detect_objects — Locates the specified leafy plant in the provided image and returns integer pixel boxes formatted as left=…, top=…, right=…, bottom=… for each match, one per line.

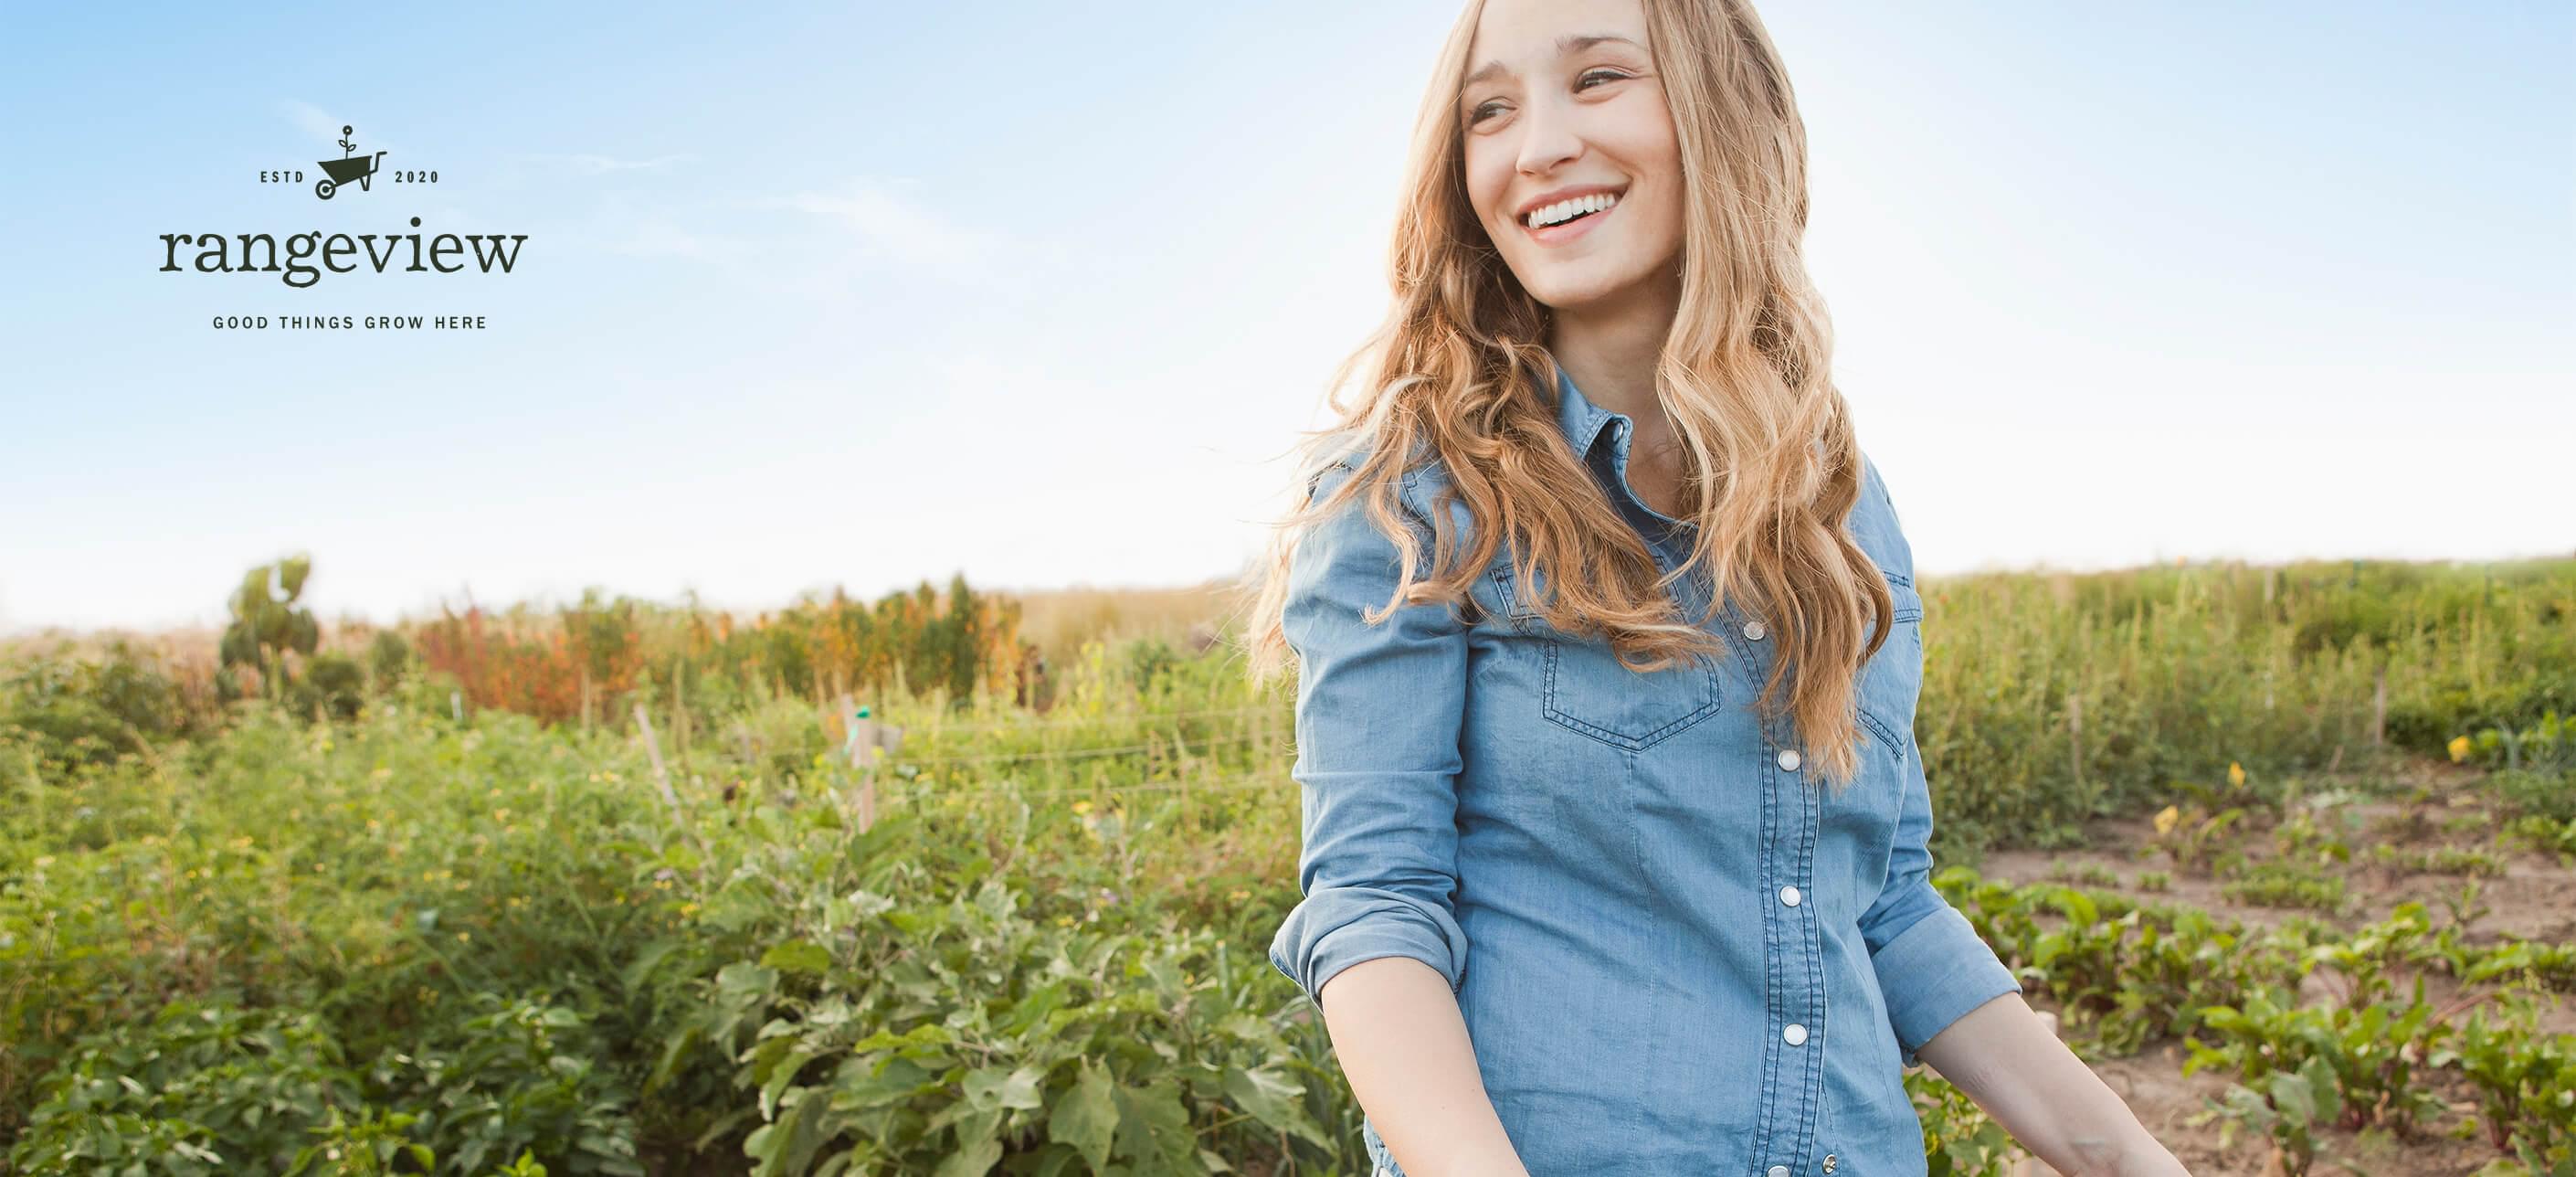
left=219, top=554, right=322, bottom=704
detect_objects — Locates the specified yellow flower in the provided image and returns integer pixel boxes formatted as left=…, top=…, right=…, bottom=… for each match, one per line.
left=2447, top=736, right=2472, bottom=763
left=455, top=931, right=470, bottom=943
left=2227, top=761, right=2246, bottom=788
left=1071, top=801, right=1093, bottom=815
left=1229, top=889, right=1251, bottom=903
left=2153, top=804, right=2180, bottom=837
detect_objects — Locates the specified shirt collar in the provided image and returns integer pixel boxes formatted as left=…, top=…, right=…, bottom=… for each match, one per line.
left=1552, top=360, right=1622, bottom=463
left=1548, top=359, right=1692, bottom=536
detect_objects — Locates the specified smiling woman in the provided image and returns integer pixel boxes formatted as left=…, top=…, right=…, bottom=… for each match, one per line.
left=1238, top=1, right=2191, bottom=1175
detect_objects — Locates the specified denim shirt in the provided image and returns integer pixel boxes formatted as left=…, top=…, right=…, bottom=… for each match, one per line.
left=1266, top=366, right=2022, bottom=1177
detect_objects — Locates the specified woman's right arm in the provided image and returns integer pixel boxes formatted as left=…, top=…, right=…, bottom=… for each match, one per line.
left=1265, top=461, right=1527, bottom=1177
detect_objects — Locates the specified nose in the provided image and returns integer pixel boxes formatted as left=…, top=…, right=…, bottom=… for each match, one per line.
left=1514, top=91, right=1583, bottom=181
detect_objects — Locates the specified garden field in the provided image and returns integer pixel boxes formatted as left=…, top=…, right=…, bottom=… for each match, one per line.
left=2, top=557, right=2571, bottom=1176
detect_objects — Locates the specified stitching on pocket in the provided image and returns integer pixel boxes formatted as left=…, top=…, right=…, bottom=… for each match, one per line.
left=1542, top=642, right=1724, bottom=751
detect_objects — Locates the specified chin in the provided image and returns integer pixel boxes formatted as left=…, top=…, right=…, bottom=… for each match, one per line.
left=1519, top=264, right=1657, bottom=313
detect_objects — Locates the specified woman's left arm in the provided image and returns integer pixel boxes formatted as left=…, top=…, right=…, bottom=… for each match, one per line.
left=1914, top=991, right=2191, bottom=1177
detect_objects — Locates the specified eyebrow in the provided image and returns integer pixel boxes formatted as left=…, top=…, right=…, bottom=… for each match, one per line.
left=1462, top=33, right=1645, bottom=91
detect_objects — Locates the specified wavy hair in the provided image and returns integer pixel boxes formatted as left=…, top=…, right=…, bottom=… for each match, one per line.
left=1236, top=0, right=1892, bottom=790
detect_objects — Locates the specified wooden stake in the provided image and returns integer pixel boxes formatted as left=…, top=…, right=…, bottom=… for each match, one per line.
left=2067, top=690, right=2085, bottom=795
left=2371, top=665, right=2387, bottom=748
left=633, top=703, right=712, bottom=876
left=673, top=657, right=689, bottom=775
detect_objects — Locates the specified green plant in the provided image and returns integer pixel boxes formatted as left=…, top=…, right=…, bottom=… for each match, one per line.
left=286, top=1106, right=436, bottom=1176
left=219, top=554, right=322, bottom=705
left=2188, top=986, right=2454, bottom=1146
left=380, top=993, right=645, bottom=1176
left=1912, top=1068, right=2022, bottom=1177
left=7, top=1001, right=365, bottom=1176
left=2431, top=993, right=2576, bottom=1169
left=2150, top=802, right=2246, bottom=874
left=2222, top=860, right=2349, bottom=915
left=2186, top=1055, right=2340, bottom=1176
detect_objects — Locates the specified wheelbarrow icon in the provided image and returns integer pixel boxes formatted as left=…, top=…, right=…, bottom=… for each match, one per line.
left=315, top=124, right=385, bottom=200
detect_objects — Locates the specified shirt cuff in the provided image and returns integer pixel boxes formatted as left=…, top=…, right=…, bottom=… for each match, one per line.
left=1269, top=886, right=1470, bottom=1013
left=1871, top=902, right=2022, bottom=1067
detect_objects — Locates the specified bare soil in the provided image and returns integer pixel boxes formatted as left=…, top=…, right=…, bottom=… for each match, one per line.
left=1974, top=758, right=2573, bottom=1175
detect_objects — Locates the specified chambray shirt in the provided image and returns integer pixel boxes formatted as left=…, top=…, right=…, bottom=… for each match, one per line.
left=1266, top=365, right=2022, bottom=1177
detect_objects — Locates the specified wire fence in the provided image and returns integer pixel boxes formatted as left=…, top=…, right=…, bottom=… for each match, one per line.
left=880, top=703, right=1281, bottom=737
left=870, top=769, right=1298, bottom=805
left=887, top=727, right=1282, bottom=769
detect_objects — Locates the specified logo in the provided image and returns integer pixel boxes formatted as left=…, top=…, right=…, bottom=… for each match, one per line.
left=164, top=117, right=528, bottom=304
left=314, top=124, right=385, bottom=200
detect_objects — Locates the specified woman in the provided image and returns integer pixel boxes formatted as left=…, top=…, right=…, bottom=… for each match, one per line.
left=1239, top=1, right=2191, bottom=1174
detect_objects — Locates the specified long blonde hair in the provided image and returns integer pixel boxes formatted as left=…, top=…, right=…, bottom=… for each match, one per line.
left=1236, top=0, right=1892, bottom=790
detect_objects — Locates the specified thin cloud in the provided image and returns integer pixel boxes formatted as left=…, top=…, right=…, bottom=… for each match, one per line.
left=608, top=219, right=726, bottom=261
left=520, top=152, right=700, bottom=175
left=280, top=100, right=399, bottom=157
left=756, top=179, right=1002, bottom=270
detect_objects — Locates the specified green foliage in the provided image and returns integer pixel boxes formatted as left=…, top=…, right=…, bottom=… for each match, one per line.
left=0, top=642, right=193, bottom=775
left=290, top=651, right=369, bottom=722
left=9, top=557, right=2576, bottom=1173
left=2433, top=993, right=2576, bottom=1168
left=1911, top=1066, right=2022, bottom=1176
left=1919, top=559, right=2576, bottom=860
left=220, top=554, right=322, bottom=703
left=2222, top=860, right=2349, bottom=914
left=2186, top=987, right=2454, bottom=1150
left=369, top=628, right=417, bottom=689
left=9, top=1001, right=366, bottom=1175
left=2493, top=766, right=2576, bottom=825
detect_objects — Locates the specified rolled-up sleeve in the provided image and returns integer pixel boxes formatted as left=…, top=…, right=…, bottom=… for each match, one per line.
left=1856, top=731, right=2022, bottom=1067
left=1854, top=455, right=2021, bottom=1067
left=1266, top=461, right=1473, bottom=1013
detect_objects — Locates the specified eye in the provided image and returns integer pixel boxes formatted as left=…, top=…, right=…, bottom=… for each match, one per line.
left=1466, top=69, right=1633, bottom=126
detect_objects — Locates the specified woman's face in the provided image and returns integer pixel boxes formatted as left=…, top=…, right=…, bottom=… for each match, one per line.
left=1458, top=0, right=1684, bottom=316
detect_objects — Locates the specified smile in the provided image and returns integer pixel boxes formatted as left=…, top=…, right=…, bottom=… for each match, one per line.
left=1518, top=189, right=1623, bottom=245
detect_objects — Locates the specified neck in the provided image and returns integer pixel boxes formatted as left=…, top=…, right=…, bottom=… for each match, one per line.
left=1544, top=267, right=1683, bottom=426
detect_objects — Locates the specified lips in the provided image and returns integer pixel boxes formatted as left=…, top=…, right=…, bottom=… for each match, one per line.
left=1520, top=195, right=1618, bottom=245
left=1514, top=183, right=1627, bottom=224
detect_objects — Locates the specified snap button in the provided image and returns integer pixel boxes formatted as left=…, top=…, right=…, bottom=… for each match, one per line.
left=1822, top=1155, right=1838, bottom=1174
left=1776, top=748, right=1801, bottom=772
left=1780, top=885, right=1801, bottom=907
left=1783, top=1023, right=1808, bottom=1045
left=1742, top=619, right=1767, bottom=641
left=1768, top=1167, right=1789, bottom=1177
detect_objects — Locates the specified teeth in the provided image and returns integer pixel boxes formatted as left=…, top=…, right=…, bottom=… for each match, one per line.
left=1526, top=192, right=1619, bottom=228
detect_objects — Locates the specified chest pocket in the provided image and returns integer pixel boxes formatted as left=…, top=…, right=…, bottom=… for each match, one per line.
left=1854, top=569, right=1926, bottom=763
left=1493, top=557, right=1724, bottom=753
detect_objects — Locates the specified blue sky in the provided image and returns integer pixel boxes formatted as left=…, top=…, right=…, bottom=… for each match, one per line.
left=3, top=1, right=2569, bottom=634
